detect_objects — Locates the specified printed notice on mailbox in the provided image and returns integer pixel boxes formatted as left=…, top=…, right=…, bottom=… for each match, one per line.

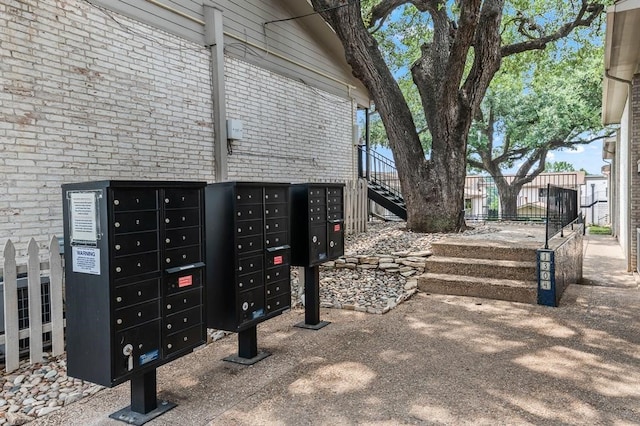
left=69, top=191, right=99, bottom=244
left=72, top=247, right=101, bottom=275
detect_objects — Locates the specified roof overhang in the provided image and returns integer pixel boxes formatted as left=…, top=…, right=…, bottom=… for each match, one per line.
left=602, top=0, right=640, bottom=125
left=602, top=136, right=616, bottom=160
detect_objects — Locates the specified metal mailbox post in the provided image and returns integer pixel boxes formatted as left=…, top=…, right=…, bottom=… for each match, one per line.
left=289, top=183, right=345, bottom=329
left=62, top=181, right=207, bottom=425
left=205, top=182, right=291, bottom=364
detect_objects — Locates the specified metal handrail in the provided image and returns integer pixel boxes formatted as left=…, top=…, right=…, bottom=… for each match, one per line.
left=357, top=146, right=403, bottom=200
left=544, top=184, right=579, bottom=249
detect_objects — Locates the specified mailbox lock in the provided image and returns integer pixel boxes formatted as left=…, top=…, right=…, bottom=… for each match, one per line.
left=330, top=241, right=335, bottom=248
left=116, top=297, right=122, bottom=302
left=123, top=344, right=134, bottom=371
left=165, top=218, right=170, bottom=223
left=167, top=304, right=172, bottom=309
left=116, top=267, right=122, bottom=272
left=166, top=238, right=171, bottom=243
left=165, top=198, right=170, bottom=203
left=242, top=302, right=249, bottom=311
left=312, top=236, right=317, bottom=243
left=115, top=222, right=120, bottom=228
left=117, top=319, right=123, bottom=325
left=167, top=324, right=172, bottom=330
left=114, top=200, right=120, bottom=206
left=166, top=258, right=171, bottom=263
left=115, top=245, right=121, bottom=251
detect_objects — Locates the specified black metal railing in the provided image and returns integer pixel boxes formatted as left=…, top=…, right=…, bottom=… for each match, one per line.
left=544, top=184, right=580, bottom=249
left=464, top=174, right=580, bottom=222
left=357, top=145, right=402, bottom=198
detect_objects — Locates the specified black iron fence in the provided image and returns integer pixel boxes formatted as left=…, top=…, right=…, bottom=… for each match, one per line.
left=544, top=184, right=580, bottom=249
left=464, top=174, right=580, bottom=221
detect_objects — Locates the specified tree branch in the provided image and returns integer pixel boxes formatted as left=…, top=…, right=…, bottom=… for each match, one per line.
left=369, top=0, right=410, bottom=28
left=501, top=1, right=604, bottom=57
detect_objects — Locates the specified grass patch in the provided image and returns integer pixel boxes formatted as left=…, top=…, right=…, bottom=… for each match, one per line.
left=589, top=225, right=611, bottom=235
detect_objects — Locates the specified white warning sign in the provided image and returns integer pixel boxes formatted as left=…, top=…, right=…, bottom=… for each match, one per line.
left=72, top=247, right=101, bottom=275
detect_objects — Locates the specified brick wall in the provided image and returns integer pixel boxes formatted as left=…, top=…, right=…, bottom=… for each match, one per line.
left=630, top=74, right=640, bottom=271
left=225, top=57, right=356, bottom=183
left=0, top=0, right=357, bottom=256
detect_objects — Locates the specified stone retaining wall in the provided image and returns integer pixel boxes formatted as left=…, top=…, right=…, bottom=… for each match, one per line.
left=322, top=250, right=433, bottom=277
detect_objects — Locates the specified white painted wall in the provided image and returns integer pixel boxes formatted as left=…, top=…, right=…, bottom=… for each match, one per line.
left=618, top=100, right=630, bottom=263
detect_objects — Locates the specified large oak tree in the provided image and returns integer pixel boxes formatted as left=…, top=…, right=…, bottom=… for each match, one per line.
left=468, top=47, right=609, bottom=218
left=311, top=0, right=605, bottom=232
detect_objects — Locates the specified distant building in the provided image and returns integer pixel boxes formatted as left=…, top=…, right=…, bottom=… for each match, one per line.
left=580, top=175, right=609, bottom=225
left=464, top=172, right=585, bottom=221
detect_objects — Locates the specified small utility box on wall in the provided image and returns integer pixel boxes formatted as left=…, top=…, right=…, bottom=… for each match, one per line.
left=62, top=180, right=207, bottom=424
left=226, top=119, right=243, bottom=140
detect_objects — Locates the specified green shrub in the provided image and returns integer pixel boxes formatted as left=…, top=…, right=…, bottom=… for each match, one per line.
left=589, top=225, right=611, bottom=235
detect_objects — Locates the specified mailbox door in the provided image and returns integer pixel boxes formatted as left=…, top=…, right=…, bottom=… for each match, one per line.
left=327, top=221, right=344, bottom=259
left=309, top=224, right=327, bottom=263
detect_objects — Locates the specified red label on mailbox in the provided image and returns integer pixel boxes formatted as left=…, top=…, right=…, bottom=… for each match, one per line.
left=178, top=275, right=193, bottom=288
left=334, top=224, right=341, bottom=232
left=274, top=255, right=283, bottom=265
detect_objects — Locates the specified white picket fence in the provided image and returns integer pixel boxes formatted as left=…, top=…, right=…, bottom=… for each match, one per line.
left=1, top=237, right=65, bottom=373
left=344, top=178, right=368, bottom=235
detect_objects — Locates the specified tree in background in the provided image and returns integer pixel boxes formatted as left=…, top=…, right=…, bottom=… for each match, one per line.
left=545, top=162, right=577, bottom=173
left=467, top=47, right=608, bottom=218
left=312, top=0, right=605, bottom=232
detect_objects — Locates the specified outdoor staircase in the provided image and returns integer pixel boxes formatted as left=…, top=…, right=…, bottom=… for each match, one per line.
left=367, top=182, right=407, bottom=220
left=358, top=146, right=407, bottom=220
left=418, top=239, right=539, bottom=304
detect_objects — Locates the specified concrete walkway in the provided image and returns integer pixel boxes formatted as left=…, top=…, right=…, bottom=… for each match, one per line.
left=581, top=232, right=638, bottom=288
left=33, top=234, right=640, bottom=426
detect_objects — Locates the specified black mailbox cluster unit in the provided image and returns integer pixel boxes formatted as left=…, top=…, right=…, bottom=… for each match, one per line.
left=205, top=182, right=291, bottom=360
left=290, top=183, right=345, bottom=267
left=62, top=181, right=207, bottom=405
left=289, top=183, right=345, bottom=329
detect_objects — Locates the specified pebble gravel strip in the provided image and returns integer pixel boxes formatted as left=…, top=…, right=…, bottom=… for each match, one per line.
left=0, top=221, right=499, bottom=424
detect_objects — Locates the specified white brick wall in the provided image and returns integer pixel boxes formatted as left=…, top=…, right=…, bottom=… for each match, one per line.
left=1, top=0, right=357, bottom=256
left=1, top=0, right=214, bottom=255
left=225, top=57, right=356, bottom=183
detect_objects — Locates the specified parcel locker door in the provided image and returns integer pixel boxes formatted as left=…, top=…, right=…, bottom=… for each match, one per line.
left=309, top=224, right=327, bottom=264
left=113, top=320, right=161, bottom=380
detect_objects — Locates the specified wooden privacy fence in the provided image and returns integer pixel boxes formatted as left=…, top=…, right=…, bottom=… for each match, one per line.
left=1, top=237, right=65, bottom=373
left=344, top=179, right=368, bottom=235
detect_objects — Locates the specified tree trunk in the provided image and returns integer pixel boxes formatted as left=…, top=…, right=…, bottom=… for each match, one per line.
left=311, top=0, right=502, bottom=233
left=496, top=182, right=521, bottom=219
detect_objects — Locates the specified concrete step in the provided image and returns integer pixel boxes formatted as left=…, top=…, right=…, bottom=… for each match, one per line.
left=431, top=240, right=538, bottom=262
left=418, top=272, right=538, bottom=305
left=425, top=256, right=537, bottom=281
